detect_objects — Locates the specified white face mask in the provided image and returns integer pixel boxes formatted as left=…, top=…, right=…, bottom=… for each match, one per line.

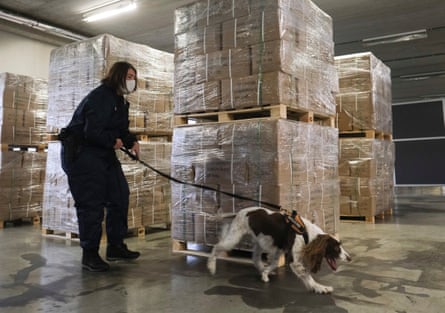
left=125, top=79, right=136, bottom=94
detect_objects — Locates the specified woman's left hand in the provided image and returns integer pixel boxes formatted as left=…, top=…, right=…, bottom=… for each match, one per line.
left=130, top=141, right=140, bottom=159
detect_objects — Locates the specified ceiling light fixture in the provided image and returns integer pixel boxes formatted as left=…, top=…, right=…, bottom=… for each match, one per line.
left=0, top=9, right=87, bottom=41
left=399, top=71, right=445, bottom=81
left=362, top=29, right=428, bottom=47
left=82, top=0, right=137, bottom=23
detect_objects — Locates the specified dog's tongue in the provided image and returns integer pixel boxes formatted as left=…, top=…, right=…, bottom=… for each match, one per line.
left=326, top=258, right=337, bottom=271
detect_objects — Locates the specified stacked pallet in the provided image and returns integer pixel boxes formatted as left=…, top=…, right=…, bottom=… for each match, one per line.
left=174, top=0, right=338, bottom=115
left=42, top=34, right=174, bottom=236
left=335, top=52, right=394, bottom=222
left=171, top=0, right=340, bottom=251
left=0, top=72, right=48, bottom=226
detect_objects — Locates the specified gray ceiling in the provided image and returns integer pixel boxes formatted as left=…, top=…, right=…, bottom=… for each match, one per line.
left=1, top=0, right=445, bottom=102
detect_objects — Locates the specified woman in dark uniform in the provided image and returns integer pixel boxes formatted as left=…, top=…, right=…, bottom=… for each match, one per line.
left=61, top=61, right=140, bottom=272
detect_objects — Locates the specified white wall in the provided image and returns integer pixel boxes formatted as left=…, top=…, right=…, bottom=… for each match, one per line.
left=0, top=30, right=58, bottom=79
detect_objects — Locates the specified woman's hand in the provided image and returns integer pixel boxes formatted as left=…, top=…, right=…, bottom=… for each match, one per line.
left=130, top=141, right=140, bottom=159
left=113, top=138, right=123, bottom=150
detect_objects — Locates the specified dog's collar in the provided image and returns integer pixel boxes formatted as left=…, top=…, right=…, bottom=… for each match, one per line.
left=284, top=210, right=309, bottom=244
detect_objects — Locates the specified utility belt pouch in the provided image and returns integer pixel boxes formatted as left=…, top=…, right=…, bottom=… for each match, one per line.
left=59, top=127, right=82, bottom=172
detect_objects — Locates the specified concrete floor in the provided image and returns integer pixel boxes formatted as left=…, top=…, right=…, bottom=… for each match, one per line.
left=0, top=196, right=444, bottom=313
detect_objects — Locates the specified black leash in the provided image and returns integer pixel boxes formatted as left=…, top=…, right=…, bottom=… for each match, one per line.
left=120, top=147, right=282, bottom=211
left=120, top=147, right=309, bottom=243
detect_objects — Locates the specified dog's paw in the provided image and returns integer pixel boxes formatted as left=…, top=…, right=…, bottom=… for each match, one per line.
left=261, top=272, right=269, bottom=283
left=207, top=258, right=216, bottom=275
left=312, top=284, right=333, bottom=294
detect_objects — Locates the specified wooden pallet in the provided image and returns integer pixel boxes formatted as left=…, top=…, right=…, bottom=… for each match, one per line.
left=174, top=104, right=335, bottom=127
left=0, top=216, right=40, bottom=229
left=340, top=215, right=376, bottom=223
left=42, top=228, right=80, bottom=240
left=41, top=225, right=152, bottom=241
left=46, top=133, right=60, bottom=141
left=47, top=132, right=173, bottom=143
left=136, top=133, right=173, bottom=142
left=340, top=208, right=393, bottom=224
left=172, top=239, right=286, bottom=267
left=339, top=130, right=392, bottom=140
left=1, top=143, right=48, bottom=152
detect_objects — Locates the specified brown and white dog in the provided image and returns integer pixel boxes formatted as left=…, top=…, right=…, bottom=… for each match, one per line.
left=207, top=207, right=351, bottom=294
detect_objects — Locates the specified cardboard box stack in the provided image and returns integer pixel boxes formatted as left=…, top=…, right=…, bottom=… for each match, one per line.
left=335, top=52, right=394, bottom=220
left=335, top=52, right=392, bottom=132
left=171, top=0, right=340, bottom=246
left=174, top=0, right=338, bottom=114
left=118, top=141, right=172, bottom=227
left=171, top=120, right=340, bottom=244
left=339, top=139, right=394, bottom=219
left=42, top=34, right=174, bottom=234
left=0, top=72, right=48, bottom=222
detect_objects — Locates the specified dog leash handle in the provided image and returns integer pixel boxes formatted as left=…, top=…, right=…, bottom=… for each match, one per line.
left=120, top=147, right=138, bottom=161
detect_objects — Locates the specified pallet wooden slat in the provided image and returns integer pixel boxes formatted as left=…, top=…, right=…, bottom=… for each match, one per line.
left=339, top=130, right=393, bottom=140
left=1, top=144, right=48, bottom=152
left=174, top=104, right=335, bottom=127
left=1, top=216, right=40, bottom=229
left=172, top=240, right=286, bottom=267
left=340, top=208, right=393, bottom=224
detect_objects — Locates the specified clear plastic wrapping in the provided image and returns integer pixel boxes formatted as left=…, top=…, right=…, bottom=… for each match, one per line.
left=171, top=119, right=340, bottom=244
left=335, top=52, right=392, bottom=133
left=339, top=138, right=395, bottom=217
left=174, top=0, right=338, bottom=114
left=42, top=141, right=78, bottom=232
left=0, top=72, right=48, bottom=145
left=118, top=142, right=172, bottom=227
left=43, top=34, right=174, bottom=233
left=0, top=72, right=48, bottom=221
left=0, top=150, right=46, bottom=221
left=47, top=33, right=174, bottom=133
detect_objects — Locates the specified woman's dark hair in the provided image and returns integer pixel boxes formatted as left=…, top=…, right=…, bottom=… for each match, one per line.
left=101, top=61, right=137, bottom=93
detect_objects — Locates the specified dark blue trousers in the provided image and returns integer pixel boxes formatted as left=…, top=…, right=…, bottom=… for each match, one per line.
left=67, top=149, right=129, bottom=250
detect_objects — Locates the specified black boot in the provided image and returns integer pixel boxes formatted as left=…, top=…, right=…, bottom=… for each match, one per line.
left=82, top=249, right=110, bottom=272
left=106, top=243, right=140, bottom=261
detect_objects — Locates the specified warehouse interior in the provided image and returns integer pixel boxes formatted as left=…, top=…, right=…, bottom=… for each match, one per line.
left=0, top=1, right=444, bottom=312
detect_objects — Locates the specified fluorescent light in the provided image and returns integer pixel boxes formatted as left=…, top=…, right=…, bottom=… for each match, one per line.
left=362, top=29, right=428, bottom=47
left=399, top=71, right=445, bottom=81
left=82, top=0, right=136, bottom=23
left=0, top=9, right=87, bottom=41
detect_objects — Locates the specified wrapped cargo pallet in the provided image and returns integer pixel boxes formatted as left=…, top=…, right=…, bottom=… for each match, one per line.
left=42, top=34, right=174, bottom=234
left=46, top=33, right=174, bottom=134
left=174, top=0, right=338, bottom=115
left=0, top=149, right=47, bottom=222
left=172, top=0, right=340, bottom=249
left=335, top=52, right=392, bottom=133
left=171, top=119, right=340, bottom=245
left=0, top=72, right=48, bottom=145
left=339, top=138, right=395, bottom=220
left=0, top=72, right=48, bottom=223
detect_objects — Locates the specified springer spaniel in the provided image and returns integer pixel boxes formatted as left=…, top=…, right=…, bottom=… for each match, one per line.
left=207, top=207, right=351, bottom=294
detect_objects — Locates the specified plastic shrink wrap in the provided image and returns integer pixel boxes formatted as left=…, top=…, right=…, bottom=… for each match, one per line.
left=43, top=34, right=174, bottom=232
left=171, top=119, right=340, bottom=245
left=0, top=72, right=48, bottom=221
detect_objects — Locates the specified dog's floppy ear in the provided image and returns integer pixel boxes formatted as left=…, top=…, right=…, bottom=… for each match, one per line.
left=303, top=234, right=331, bottom=273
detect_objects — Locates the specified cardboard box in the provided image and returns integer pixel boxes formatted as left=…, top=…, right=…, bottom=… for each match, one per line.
left=221, top=71, right=297, bottom=109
